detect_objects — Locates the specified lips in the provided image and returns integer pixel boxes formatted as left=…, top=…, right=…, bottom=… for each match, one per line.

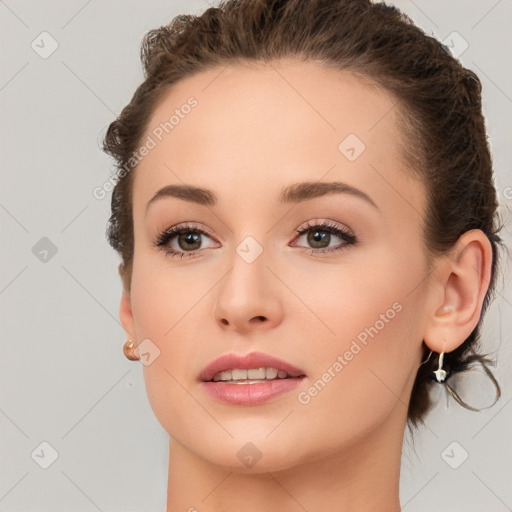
left=198, top=351, right=306, bottom=382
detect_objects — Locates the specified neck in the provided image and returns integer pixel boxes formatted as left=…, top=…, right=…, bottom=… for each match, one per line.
left=166, top=401, right=406, bottom=512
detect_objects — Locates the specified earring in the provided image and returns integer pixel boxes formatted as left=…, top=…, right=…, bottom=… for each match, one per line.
left=421, top=349, right=501, bottom=412
left=433, top=351, right=448, bottom=382
left=123, top=339, right=140, bottom=361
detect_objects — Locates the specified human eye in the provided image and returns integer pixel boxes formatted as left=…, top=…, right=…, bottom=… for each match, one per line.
left=290, top=219, right=357, bottom=256
left=153, top=219, right=357, bottom=259
left=153, top=222, right=219, bottom=258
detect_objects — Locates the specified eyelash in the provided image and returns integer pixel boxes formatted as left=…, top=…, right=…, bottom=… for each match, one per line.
left=153, top=220, right=357, bottom=259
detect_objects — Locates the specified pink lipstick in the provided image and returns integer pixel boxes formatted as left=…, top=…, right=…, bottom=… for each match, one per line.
left=198, top=351, right=306, bottom=405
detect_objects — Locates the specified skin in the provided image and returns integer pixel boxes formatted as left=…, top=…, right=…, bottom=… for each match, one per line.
left=119, top=59, right=492, bottom=512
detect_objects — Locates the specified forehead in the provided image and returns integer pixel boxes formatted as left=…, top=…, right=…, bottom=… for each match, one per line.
left=133, top=59, right=422, bottom=219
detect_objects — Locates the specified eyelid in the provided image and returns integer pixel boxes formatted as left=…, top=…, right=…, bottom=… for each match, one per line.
left=153, top=222, right=217, bottom=246
left=293, top=218, right=355, bottom=238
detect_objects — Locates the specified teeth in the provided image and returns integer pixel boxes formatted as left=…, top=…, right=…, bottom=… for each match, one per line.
left=248, top=368, right=265, bottom=379
left=214, top=371, right=232, bottom=381
left=232, top=369, right=248, bottom=380
left=212, top=367, right=289, bottom=382
left=265, top=367, right=278, bottom=379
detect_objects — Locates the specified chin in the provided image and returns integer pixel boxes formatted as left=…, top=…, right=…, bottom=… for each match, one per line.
left=188, top=434, right=311, bottom=474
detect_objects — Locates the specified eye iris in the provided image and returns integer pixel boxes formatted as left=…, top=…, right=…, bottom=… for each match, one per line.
left=308, top=230, right=330, bottom=248
left=178, top=231, right=201, bottom=250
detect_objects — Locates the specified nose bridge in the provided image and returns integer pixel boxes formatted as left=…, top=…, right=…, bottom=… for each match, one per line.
left=213, top=233, right=283, bottom=330
left=223, top=236, right=270, bottom=304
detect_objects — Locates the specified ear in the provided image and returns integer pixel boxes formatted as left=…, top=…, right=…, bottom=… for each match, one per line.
left=423, top=229, right=493, bottom=354
left=119, top=263, right=136, bottom=341
left=120, top=290, right=137, bottom=341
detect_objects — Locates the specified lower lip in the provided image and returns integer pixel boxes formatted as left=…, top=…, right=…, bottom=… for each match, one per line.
left=200, top=377, right=305, bottom=405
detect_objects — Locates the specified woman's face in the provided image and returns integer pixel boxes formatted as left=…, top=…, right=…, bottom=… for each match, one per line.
left=123, top=59, right=434, bottom=471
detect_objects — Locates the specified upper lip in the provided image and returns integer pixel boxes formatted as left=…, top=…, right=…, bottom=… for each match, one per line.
left=198, top=351, right=307, bottom=382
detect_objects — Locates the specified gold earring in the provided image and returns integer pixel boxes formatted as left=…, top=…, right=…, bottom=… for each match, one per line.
left=123, top=339, right=139, bottom=361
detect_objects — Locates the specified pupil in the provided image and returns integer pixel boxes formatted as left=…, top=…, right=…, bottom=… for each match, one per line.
left=179, top=232, right=201, bottom=250
left=308, top=230, right=329, bottom=248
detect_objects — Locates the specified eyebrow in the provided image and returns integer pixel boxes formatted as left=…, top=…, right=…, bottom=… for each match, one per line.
left=146, top=181, right=378, bottom=212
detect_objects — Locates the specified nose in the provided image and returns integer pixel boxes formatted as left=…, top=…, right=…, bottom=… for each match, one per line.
left=213, top=249, right=284, bottom=334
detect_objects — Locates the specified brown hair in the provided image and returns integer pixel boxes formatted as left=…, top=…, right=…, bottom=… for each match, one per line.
left=102, top=0, right=502, bottom=431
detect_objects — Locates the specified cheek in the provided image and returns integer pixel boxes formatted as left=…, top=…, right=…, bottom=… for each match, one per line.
left=292, top=249, right=425, bottom=429
left=128, top=266, right=200, bottom=438
left=128, top=254, right=219, bottom=414
left=293, top=301, right=418, bottom=449
left=129, top=251, right=210, bottom=341
left=294, top=244, right=420, bottom=346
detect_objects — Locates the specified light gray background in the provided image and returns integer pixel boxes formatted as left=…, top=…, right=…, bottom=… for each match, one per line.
left=1, top=1, right=511, bottom=511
